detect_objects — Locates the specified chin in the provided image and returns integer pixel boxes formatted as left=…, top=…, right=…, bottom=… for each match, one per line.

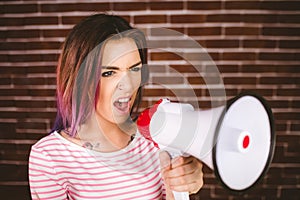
left=111, top=112, right=130, bottom=124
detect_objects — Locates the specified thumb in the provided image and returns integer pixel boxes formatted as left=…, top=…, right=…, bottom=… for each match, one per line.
left=159, top=151, right=171, bottom=170
left=159, top=151, right=174, bottom=200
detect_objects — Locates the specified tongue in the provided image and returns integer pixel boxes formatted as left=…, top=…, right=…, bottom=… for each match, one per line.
left=114, top=101, right=129, bottom=112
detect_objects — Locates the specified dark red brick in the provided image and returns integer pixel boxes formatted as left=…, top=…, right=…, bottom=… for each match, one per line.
left=150, top=52, right=183, bottom=61
left=27, top=111, right=56, bottom=119
left=0, top=89, right=28, bottom=96
left=224, top=77, right=257, bottom=85
left=239, top=88, right=274, bottom=97
left=184, top=52, right=220, bottom=61
left=42, top=29, right=71, bottom=37
left=17, top=122, right=47, bottom=130
left=188, top=76, right=222, bottom=85
left=263, top=27, right=300, bottom=36
left=188, top=27, right=222, bottom=36
left=134, top=15, right=167, bottom=24
left=149, top=2, right=183, bottom=10
left=0, top=100, right=14, bottom=107
left=261, top=77, right=299, bottom=85
left=0, top=16, right=58, bottom=26
left=204, top=88, right=237, bottom=97
left=12, top=77, right=55, bottom=85
left=225, top=27, right=260, bottom=35
left=171, top=15, right=206, bottom=23
left=15, top=100, right=55, bottom=108
left=274, top=112, right=300, bottom=120
left=259, top=52, right=299, bottom=61
left=148, top=64, right=167, bottom=73
left=243, top=39, right=276, bottom=48
left=225, top=1, right=261, bottom=10
left=241, top=64, right=300, bottom=73
left=279, top=40, right=300, bottom=49
left=291, top=123, right=300, bottom=131
left=281, top=189, right=300, bottom=199
left=243, top=14, right=277, bottom=23
left=276, top=88, right=300, bottom=96
left=268, top=100, right=290, bottom=108
left=0, top=164, right=28, bottom=181
left=222, top=52, right=256, bottom=61
left=41, top=3, right=109, bottom=12
left=29, top=89, right=56, bottom=97
left=170, top=64, right=200, bottom=73
left=62, top=16, right=86, bottom=25
left=5, top=54, right=58, bottom=62
left=1, top=41, right=62, bottom=50
left=278, top=14, right=300, bottom=23
left=205, top=40, right=239, bottom=48
left=0, top=78, right=11, bottom=85
left=1, top=29, right=40, bottom=39
left=214, top=64, right=239, bottom=73
left=0, top=122, right=16, bottom=133
left=2, top=4, right=37, bottom=13
left=207, top=14, right=241, bottom=22
left=275, top=123, right=288, bottom=132
left=291, top=100, right=300, bottom=108
left=113, top=2, right=147, bottom=11
left=150, top=27, right=184, bottom=36
left=261, top=1, right=300, bottom=11
left=187, top=1, right=221, bottom=10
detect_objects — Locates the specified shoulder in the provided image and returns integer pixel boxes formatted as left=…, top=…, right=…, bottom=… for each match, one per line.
left=132, top=134, right=160, bottom=157
left=31, top=132, right=61, bottom=151
left=29, top=131, right=79, bottom=165
left=135, top=131, right=160, bottom=150
left=30, top=131, right=74, bottom=159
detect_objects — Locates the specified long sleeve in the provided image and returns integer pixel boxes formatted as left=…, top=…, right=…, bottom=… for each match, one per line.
left=28, top=145, right=68, bottom=200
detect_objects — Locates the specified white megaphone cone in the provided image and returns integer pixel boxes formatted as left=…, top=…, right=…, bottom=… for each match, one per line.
left=137, top=93, right=275, bottom=199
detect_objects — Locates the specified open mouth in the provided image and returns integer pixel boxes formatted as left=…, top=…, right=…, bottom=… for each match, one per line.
left=113, top=97, right=131, bottom=114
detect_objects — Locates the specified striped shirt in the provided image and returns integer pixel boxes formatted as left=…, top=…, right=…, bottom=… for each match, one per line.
left=29, top=131, right=166, bottom=200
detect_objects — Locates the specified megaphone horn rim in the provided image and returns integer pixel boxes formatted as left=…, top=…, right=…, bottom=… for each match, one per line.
left=212, top=91, right=276, bottom=193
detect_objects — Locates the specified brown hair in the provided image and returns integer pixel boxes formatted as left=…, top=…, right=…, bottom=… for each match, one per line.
left=53, top=14, right=148, bottom=136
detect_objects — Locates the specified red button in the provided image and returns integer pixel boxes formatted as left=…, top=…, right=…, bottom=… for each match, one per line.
left=243, top=135, right=250, bottom=149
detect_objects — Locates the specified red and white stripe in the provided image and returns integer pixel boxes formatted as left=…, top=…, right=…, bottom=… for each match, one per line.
left=29, top=132, right=166, bottom=200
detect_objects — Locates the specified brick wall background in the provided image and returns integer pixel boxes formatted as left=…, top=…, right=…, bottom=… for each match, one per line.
left=1, top=0, right=299, bottom=199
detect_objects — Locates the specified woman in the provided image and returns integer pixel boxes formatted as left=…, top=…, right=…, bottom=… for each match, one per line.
left=29, top=14, right=203, bottom=199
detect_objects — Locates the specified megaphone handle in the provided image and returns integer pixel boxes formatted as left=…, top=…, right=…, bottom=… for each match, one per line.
left=167, top=151, right=190, bottom=200
left=172, top=191, right=190, bottom=200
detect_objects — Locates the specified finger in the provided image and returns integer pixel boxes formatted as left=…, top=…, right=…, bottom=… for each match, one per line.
left=168, top=168, right=203, bottom=187
left=166, top=161, right=196, bottom=178
left=164, top=182, right=175, bottom=200
left=171, top=156, right=194, bottom=168
left=159, top=151, right=171, bottom=171
left=170, top=180, right=204, bottom=194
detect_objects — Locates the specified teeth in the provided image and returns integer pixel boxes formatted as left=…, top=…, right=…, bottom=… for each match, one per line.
left=118, top=98, right=130, bottom=103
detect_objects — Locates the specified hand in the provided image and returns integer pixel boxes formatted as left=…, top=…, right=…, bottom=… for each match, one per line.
left=159, top=151, right=204, bottom=199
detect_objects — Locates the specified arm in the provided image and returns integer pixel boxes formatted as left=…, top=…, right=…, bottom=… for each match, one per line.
left=29, top=146, right=68, bottom=200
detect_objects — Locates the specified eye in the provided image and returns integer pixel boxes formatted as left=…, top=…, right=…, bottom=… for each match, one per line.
left=101, top=71, right=115, bottom=77
left=130, top=66, right=142, bottom=72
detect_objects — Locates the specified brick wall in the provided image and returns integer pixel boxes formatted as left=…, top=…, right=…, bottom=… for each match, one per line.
left=1, top=0, right=299, bottom=199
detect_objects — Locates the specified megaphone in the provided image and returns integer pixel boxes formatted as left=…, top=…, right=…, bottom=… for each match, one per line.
left=137, top=93, right=275, bottom=199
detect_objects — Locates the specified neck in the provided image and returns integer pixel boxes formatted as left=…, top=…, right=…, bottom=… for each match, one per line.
left=75, top=114, right=136, bottom=152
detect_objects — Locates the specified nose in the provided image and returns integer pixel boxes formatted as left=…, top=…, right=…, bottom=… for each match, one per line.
left=117, top=72, right=135, bottom=92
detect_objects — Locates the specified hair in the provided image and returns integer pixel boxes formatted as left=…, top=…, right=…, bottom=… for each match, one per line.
left=52, top=13, right=148, bottom=137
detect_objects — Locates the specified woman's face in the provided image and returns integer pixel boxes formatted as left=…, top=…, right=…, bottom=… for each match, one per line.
left=96, top=38, right=142, bottom=125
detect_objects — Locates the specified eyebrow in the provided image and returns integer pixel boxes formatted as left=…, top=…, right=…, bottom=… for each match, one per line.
left=102, top=61, right=142, bottom=70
